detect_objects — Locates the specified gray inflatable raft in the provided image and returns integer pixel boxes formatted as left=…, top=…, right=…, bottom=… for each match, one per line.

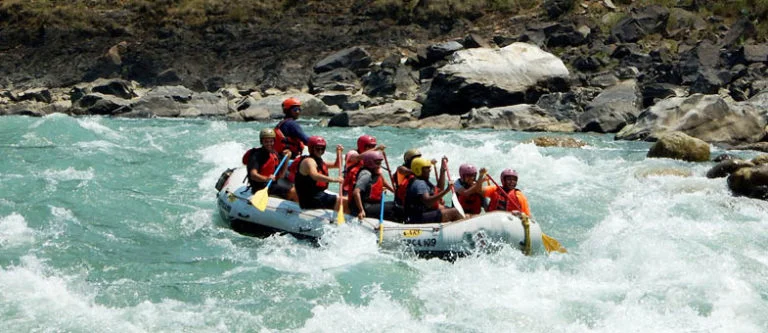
left=216, top=167, right=544, bottom=257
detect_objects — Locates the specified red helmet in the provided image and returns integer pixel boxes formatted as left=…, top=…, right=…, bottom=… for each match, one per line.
left=282, top=97, right=302, bottom=112
left=356, top=135, right=377, bottom=153
left=501, top=169, right=518, bottom=179
left=459, top=163, right=477, bottom=178
left=308, top=136, right=327, bottom=150
left=361, top=150, right=384, bottom=170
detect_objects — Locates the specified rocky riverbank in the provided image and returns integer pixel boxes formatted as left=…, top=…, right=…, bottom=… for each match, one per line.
left=4, top=1, right=768, bottom=196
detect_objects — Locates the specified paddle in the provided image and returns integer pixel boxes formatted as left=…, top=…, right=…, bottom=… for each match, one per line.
left=486, top=175, right=567, bottom=254
left=378, top=192, right=386, bottom=245
left=336, top=167, right=345, bottom=225
left=444, top=164, right=465, bottom=218
left=250, top=154, right=290, bottom=212
left=381, top=151, right=395, bottom=187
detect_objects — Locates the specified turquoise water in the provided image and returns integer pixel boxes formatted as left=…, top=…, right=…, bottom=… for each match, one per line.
left=1, top=114, right=767, bottom=332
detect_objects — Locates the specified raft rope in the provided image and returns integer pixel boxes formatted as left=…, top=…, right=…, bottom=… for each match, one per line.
left=521, top=214, right=532, bottom=256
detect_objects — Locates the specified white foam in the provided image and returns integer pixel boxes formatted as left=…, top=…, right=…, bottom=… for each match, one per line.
left=298, top=285, right=423, bottom=333
left=77, top=117, right=124, bottom=140
left=0, top=213, right=35, bottom=248
left=197, top=141, right=248, bottom=192
left=40, top=167, right=95, bottom=191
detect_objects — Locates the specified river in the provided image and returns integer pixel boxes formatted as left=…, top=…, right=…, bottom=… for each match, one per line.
left=1, top=114, right=767, bottom=332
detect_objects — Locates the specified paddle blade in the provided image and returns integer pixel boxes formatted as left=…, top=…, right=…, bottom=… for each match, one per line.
left=336, top=202, right=345, bottom=225
left=451, top=192, right=466, bottom=218
left=378, top=224, right=384, bottom=245
left=542, top=233, right=567, bottom=253
left=250, top=188, right=269, bottom=212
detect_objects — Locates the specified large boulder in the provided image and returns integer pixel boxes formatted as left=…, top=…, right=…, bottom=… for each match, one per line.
left=616, top=94, right=767, bottom=145
left=646, top=131, right=710, bottom=162
left=579, top=80, right=642, bottom=133
left=461, top=104, right=578, bottom=132
left=421, top=43, right=570, bottom=118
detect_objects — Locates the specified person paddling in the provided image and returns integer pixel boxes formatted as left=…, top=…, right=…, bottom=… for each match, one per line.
left=294, top=136, right=346, bottom=211
left=403, top=157, right=462, bottom=223
left=274, top=97, right=310, bottom=159
left=243, top=129, right=290, bottom=197
left=454, top=163, right=489, bottom=215
left=351, top=150, right=396, bottom=221
left=487, top=169, right=531, bottom=216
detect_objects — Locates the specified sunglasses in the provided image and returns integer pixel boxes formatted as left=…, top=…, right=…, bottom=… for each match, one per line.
left=314, top=146, right=326, bottom=151
left=290, top=106, right=301, bottom=112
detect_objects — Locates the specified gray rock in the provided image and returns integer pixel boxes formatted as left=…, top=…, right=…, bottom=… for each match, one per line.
left=328, top=100, right=421, bottom=127
left=397, top=114, right=462, bottom=130
left=313, top=47, right=372, bottom=76
left=422, top=43, right=569, bottom=117
left=461, top=104, right=577, bottom=132
left=91, top=78, right=136, bottom=100
left=317, top=92, right=371, bottom=111
left=226, top=107, right=270, bottom=122
left=309, top=68, right=360, bottom=94
left=579, top=80, right=641, bottom=133
left=73, top=93, right=132, bottom=115
left=426, top=41, right=465, bottom=63
left=17, top=88, right=53, bottom=104
left=616, top=94, right=767, bottom=145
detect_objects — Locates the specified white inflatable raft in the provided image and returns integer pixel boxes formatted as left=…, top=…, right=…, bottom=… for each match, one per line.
left=215, top=167, right=544, bottom=257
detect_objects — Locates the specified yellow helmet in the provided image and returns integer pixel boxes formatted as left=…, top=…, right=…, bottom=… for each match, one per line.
left=403, top=148, right=421, bottom=164
left=410, top=157, right=431, bottom=177
left=260, top=128, right=276, bottom=139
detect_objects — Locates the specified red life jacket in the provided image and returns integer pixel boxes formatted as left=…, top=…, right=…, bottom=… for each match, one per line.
left=342, top=161, right=362, bottom=195
left=366, top=174, right=384, bottom=202
left=274, top=119, right=305, bottom=157
left=242, top=148, right=279, bottom=177
left=395, top=173, right=415, bottom=206
left=488, top=188, right=523, bottom=212
left=457, top=181, right=483, bottom=214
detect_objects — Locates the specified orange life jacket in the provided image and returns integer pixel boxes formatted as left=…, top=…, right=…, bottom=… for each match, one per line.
left=366, top=174, right=384, bottom=202
left=488, top=187, right=529, bottom=215
left=273, top=119, right=305, bottom=157
left=395, top=173, right=414, bottom=206
left=342, top=161, right=362, bottom=195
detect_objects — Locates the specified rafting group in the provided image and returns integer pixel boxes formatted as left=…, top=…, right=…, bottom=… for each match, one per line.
left=242, top=97, right=534, bottom=224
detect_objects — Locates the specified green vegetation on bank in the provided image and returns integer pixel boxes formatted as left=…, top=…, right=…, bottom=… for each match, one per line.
left=1, top=0, right=767, bottom=39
